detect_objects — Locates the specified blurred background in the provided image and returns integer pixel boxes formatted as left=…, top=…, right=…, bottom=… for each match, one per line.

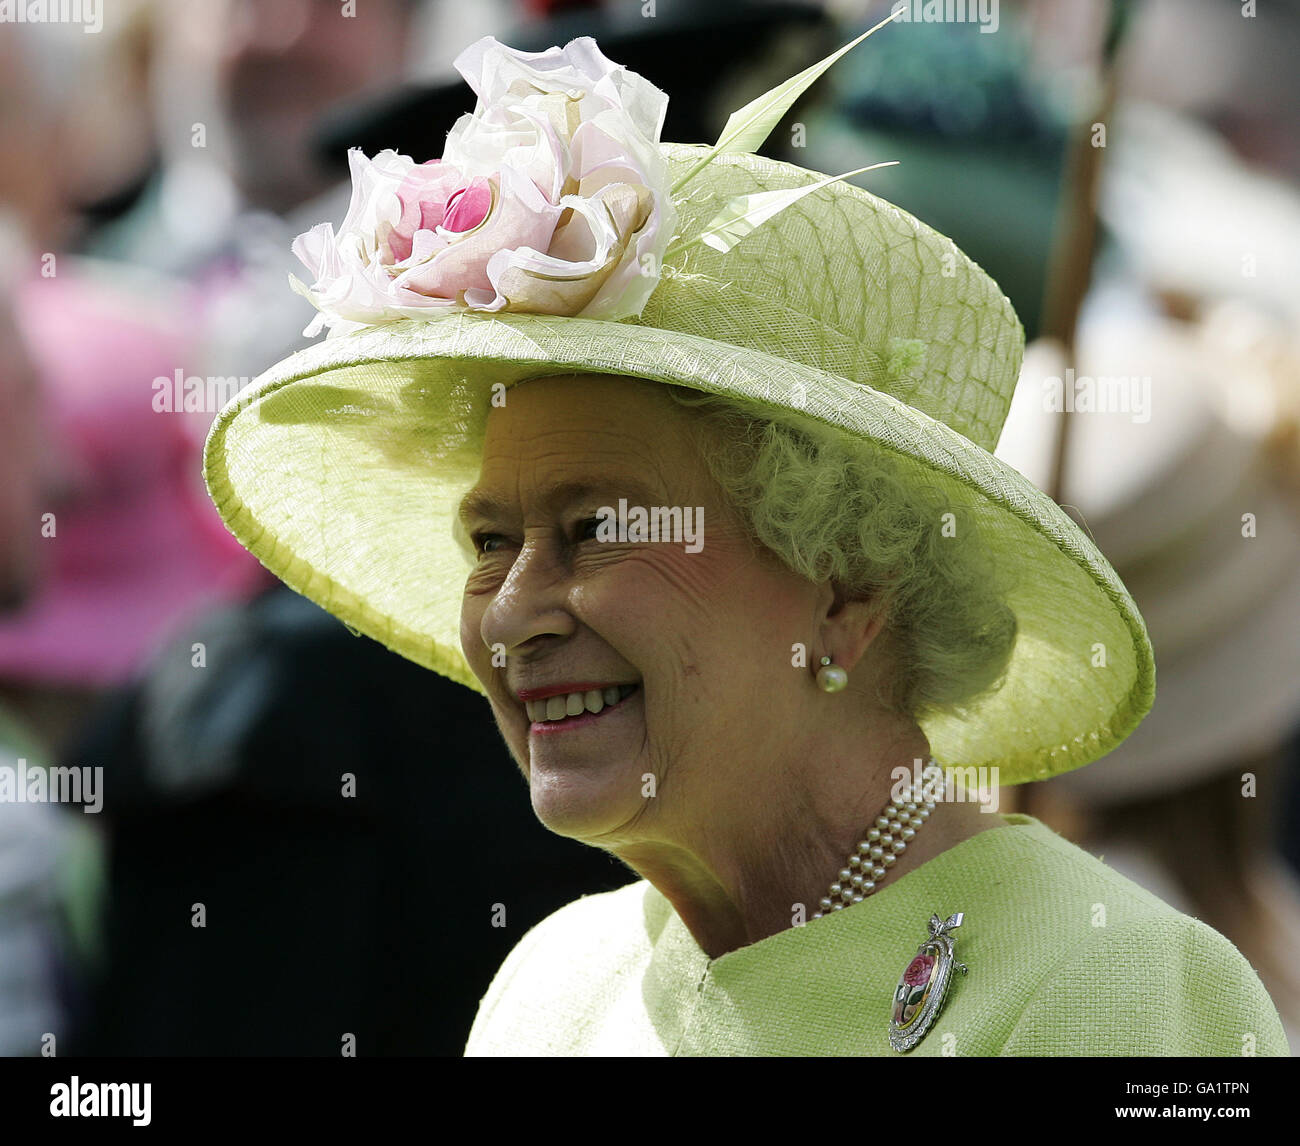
left=0, top=0, right=1297, bottom=1056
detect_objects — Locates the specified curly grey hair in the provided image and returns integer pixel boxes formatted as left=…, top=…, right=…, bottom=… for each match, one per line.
left=663, top=384, right=1018, bottom=721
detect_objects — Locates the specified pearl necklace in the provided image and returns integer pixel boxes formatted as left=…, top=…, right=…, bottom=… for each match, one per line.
left=811, top=760, right=943, bottom=919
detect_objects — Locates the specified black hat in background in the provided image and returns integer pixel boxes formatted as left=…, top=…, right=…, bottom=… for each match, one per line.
left=311, top=0, right=830, bottom=171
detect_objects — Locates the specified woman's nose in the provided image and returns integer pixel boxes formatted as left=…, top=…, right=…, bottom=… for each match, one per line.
left=477, top=535, right=577, bottom=659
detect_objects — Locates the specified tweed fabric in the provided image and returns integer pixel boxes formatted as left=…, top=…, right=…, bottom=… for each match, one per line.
left=203, top=143, right=1155, bottom=782
left=463, top=815, right=1289, bottom=1057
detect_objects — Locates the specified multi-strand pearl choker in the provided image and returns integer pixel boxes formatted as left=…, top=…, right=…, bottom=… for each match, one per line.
left=811, top=760, right=943, bottom=919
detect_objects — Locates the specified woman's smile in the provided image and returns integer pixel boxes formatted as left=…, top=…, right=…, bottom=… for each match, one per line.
left=525, top=682, right=641, bottom=734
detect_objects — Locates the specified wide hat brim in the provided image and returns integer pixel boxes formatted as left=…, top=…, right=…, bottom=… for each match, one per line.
left=999, top=323, right=1300, bottom=803
left=203, top=150, right=1154, bottom=786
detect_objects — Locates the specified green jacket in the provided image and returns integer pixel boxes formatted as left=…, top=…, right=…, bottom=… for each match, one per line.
left=465, top=814, right=1290, bottom=1056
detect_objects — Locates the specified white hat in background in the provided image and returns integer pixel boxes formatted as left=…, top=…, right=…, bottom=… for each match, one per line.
left=997, top=288, right=1300, bottom=803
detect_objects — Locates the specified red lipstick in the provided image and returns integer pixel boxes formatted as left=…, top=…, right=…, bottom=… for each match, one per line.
left=516, top=681, right=632, bottom=702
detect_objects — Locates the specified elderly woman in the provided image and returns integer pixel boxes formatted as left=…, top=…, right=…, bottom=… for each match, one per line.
left=203, top=34, right=1289, bottom=1055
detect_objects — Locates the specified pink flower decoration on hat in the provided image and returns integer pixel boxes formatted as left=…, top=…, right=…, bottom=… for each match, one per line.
left=386, top=164, right=493, bottom=264
left=290, top=35, right=677, bottom=337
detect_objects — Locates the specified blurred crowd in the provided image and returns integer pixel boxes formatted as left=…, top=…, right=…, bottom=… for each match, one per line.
left=1, top=0, right=1298, bottom=1055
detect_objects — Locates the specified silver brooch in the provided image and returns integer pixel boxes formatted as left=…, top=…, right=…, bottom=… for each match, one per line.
left=888, top=912, right=968, bottom=1052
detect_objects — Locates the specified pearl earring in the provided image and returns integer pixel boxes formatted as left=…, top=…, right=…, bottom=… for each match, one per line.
left=816, top=655, right=848, bottom=693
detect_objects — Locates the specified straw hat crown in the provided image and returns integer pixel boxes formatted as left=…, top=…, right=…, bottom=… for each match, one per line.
left=635, top=143, right=1024, bottom=453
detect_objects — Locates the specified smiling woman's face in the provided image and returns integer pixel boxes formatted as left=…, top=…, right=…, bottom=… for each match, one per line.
left=458, top=374, right=824, bottom=848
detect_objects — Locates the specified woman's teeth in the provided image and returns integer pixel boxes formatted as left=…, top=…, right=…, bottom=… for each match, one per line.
left=526, top=683, right=638, bottom=723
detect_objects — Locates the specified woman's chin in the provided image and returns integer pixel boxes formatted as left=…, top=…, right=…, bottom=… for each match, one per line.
left=528, top=769, right=644, bottom=842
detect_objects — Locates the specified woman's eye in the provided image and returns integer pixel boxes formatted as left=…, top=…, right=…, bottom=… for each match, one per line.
left=472, top=518, right=601, bottom=555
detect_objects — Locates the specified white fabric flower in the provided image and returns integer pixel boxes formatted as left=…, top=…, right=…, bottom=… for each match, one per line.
left=289, top=35, right=676, bottom=337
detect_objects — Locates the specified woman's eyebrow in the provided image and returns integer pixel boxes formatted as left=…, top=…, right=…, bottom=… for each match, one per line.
left=456, top=477, right=668, bottom=526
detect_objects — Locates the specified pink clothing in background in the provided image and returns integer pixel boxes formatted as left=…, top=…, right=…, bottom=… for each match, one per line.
left=0, top=265, right=274, bottom=687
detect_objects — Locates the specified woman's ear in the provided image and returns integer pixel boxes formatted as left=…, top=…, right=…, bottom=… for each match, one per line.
left=822, top=580, right=889, bottom=672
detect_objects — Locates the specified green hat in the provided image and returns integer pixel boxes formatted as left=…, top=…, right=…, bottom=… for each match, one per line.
left=203, top=24, right=1154, bottom=784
